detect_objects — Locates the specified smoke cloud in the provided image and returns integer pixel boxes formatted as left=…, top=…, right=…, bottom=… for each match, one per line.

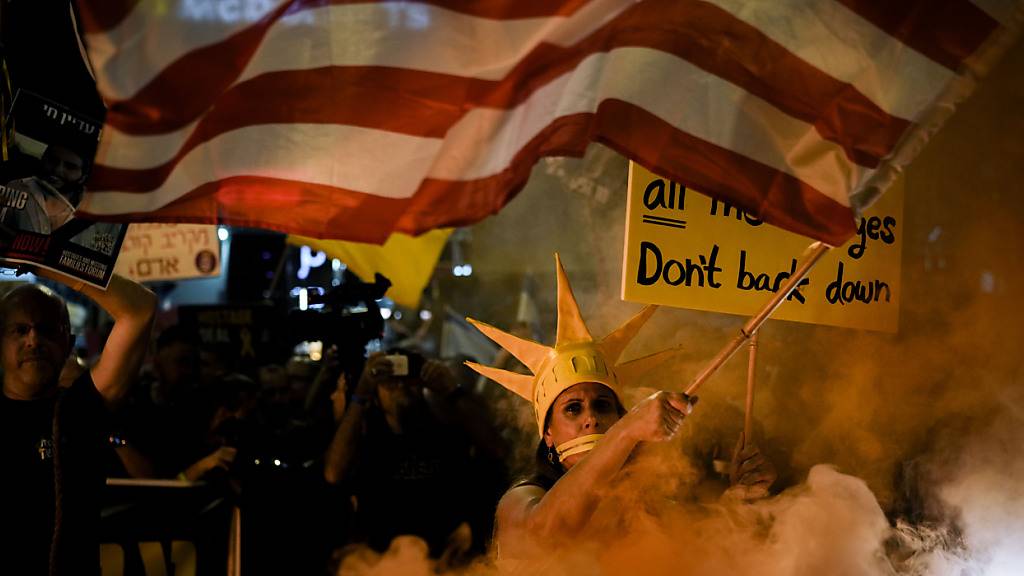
left=336, top=39, right=1024, bottom=576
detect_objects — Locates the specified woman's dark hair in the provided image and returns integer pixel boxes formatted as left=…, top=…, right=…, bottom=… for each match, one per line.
left=525, top=440, right=566, bottom=490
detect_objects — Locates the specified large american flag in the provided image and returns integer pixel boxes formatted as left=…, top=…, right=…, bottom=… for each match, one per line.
left=75, top=0, right=1022, bottom=244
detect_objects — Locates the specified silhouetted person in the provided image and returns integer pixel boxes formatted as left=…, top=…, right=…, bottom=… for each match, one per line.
left=0, top=270, right=156, bottom=574
left=325, top=351, right=507, bottom=563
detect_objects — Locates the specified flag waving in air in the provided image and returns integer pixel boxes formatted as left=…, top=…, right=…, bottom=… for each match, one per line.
left=75, top=0, right=1022, bottom=244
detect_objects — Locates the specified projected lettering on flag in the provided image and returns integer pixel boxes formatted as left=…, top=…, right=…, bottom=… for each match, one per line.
left=176, top=0, right=431, bottom=27
left=622, top=163, right=903, bottom=332
left=180, top=0, right=313, bottom=25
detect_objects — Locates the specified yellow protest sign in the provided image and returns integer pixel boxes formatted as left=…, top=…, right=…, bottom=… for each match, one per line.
left=621, top=163, right=903, bottom=332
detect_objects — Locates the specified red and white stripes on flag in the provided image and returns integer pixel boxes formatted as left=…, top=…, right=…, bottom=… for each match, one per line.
left=74, top=0, right=1022, bottom=244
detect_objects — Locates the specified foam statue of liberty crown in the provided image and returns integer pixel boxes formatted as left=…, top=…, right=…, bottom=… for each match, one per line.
left=466, top=254, right=682, bottom=461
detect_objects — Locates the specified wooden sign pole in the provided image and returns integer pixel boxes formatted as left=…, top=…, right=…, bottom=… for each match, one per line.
left=743, top=329, right=759, bottom=449
left=686, top=241, right=830, bottom=397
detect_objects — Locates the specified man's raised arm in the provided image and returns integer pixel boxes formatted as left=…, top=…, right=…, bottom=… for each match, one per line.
left=38, top=269, right=157, bottom=405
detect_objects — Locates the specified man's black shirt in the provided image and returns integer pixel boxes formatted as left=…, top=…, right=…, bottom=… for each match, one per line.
left=0, top=371, right=107, bottom=575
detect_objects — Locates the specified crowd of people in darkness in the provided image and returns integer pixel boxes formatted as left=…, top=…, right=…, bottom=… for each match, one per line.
left=1, top=264, right=778, bottom=576
left=91, top=315, right=512, bottom=573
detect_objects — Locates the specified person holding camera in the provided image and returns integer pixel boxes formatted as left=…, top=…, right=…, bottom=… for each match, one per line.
left=324, top=349, right=506, bottom=563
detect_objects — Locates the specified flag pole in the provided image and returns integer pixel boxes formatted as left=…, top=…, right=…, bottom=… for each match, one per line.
left=742, top=329, right=759, bottom=449
left=685, top=241, right=830, bottom=397
left=228, top=505, right=241, bottom=576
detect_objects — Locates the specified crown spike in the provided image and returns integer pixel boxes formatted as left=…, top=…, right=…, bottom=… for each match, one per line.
left=600, top=305, right=658, bottom=365
left=554, top=253, right=593, bottom=346
left=466, top=318, right=550, bottom=373
left=614, top=346, right=684, bottom=388
left=464, top=362, right=534, bottom=400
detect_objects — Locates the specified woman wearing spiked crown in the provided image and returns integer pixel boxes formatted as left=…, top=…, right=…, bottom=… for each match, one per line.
left=467, top=256, right=773, bottom=556
left=467, top=255, right=693, bottom=553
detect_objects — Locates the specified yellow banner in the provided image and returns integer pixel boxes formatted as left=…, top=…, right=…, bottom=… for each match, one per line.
left=288, top=229, right=452, bottom=309
left=621, top=163, right=903, bottom=332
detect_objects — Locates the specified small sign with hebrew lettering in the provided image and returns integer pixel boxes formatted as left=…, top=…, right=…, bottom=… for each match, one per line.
left=115, top=223, right=221, bottom=282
